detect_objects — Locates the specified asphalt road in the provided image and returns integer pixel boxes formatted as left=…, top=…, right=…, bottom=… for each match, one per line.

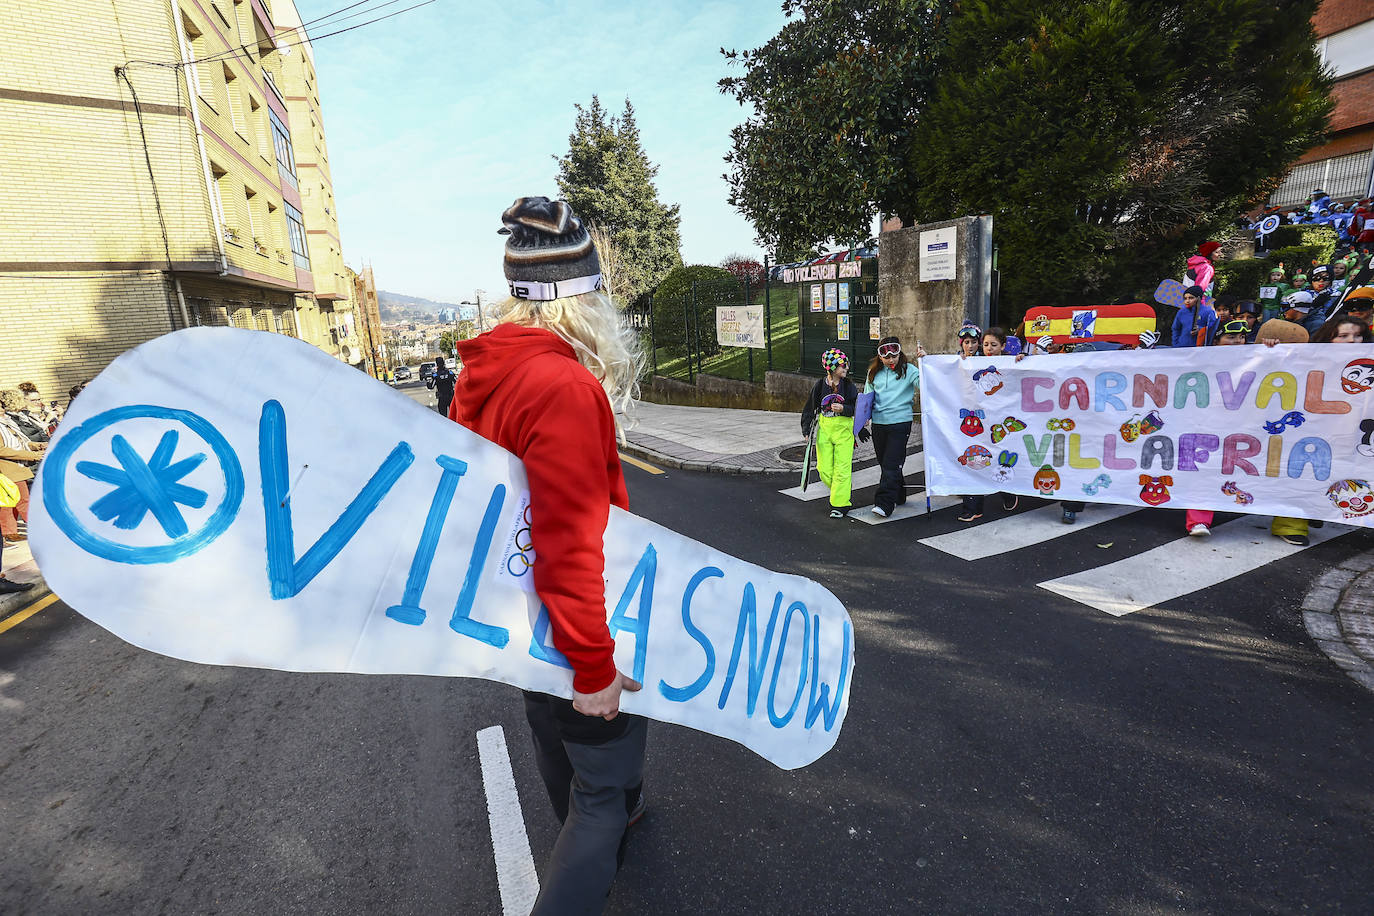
left=3, top=424, right=1373, bottom=914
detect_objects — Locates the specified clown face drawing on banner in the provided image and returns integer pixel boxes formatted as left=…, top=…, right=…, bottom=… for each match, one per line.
left=1327, top=479, right=1374, bottom=519
left=1341, top=358, right=1374, bottom=396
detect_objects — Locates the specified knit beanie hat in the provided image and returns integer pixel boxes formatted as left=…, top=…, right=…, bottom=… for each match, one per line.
left=499, top=197, right=602, bottom=300
left=821, top=348, right=849, bottom=372
left=1198, top=241, right=1222, bottom=258
left=1184, top=285, right=1205, bottom=298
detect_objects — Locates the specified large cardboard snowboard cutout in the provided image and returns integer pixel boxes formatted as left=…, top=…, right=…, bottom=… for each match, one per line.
left=30, top=329, right=853, bottom=770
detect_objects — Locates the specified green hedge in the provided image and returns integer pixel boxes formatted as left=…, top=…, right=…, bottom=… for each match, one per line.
left=651, top=265, right=740, bottom=354
left=1262, top=224, right=1338, bottom=257
left=1213, top=258, right=1272, bottom=299
left=1213, top=226, right=1341, bottom=300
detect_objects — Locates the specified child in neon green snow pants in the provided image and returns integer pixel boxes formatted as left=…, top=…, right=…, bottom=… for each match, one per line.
left=801, top=348, right=859, bottom=517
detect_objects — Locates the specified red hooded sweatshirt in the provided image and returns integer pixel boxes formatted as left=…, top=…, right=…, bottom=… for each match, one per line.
left=449, top=323, right=628, bottom=693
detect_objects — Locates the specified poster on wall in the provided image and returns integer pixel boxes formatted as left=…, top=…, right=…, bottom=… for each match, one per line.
left=29, top=328, right=855, bottom=770
left=715, top=306, right=766, bottom=349
left=919, top=226, right=957, bottom=282
left=824, top=283, right=838, bottom=312
left=837, top=314, right=850, bottom=340
left=918, top=345, right=1374, bottom=526
left=870, top=317, right=882, bottom=340
left=838, top=283, right=850, bottom=311
left=811, top=284, right=823, bottom=312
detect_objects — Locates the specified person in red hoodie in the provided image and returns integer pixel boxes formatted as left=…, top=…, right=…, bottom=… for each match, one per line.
left=450, top=197, right=647, bottom=914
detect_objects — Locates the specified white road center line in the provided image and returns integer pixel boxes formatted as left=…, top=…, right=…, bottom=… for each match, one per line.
left=918, top=503, right=1139, bottom=558
left=476, top=726, right=540, bottom=916
left=1038, top=518, right=1354, bottom=616
left=778, top=451, right=923, bottom=501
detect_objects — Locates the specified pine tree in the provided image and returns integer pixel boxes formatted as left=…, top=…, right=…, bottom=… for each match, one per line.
left=555, top=97, right=683, bottom=302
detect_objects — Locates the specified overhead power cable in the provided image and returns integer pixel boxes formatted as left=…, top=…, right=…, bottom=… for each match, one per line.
left=125, top=0, right=436, bottom=71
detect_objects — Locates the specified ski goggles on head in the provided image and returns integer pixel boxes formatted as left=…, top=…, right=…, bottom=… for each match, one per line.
left=877, top=343, right=901, bottom=358
left=957, top=324, right=983, bottom=340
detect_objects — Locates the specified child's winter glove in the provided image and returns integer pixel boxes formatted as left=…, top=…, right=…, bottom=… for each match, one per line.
left=858, top=427, right=872, bottom=443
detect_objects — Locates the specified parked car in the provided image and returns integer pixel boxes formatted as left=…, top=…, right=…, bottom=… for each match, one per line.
left=419, top=361, right=435, bottom=381
left=393, top=366, right=412, bottom=383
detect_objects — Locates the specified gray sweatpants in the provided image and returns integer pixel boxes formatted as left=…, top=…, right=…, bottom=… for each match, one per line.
left=522, top=692, right=648, bottom=916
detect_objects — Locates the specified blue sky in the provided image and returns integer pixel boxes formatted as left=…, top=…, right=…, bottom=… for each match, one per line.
left=296, top=0, right=790, bottom=304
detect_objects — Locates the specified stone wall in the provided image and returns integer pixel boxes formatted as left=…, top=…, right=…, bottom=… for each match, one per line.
left=878, top=215, right=993, bottom=355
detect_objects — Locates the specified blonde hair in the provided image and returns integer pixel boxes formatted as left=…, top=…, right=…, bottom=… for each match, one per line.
left=0, top=389, right=25, bottom=412
left=494, top=288, right=643, bottom=439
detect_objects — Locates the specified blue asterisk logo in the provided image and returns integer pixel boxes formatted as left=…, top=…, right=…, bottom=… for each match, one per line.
left=75, top=430, right=209, bottom=537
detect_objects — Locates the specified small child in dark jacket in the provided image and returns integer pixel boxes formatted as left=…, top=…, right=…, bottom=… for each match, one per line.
left=801, top=348, right=859, bottom=517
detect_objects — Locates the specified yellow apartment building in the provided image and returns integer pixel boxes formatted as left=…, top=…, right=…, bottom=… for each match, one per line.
left=0, top=0, right=366, bottom=400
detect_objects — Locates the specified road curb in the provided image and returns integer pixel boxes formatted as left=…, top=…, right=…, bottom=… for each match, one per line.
left=619, top=440, right=796, bottom=476
left=1299, top=548, right=1374, bottom=693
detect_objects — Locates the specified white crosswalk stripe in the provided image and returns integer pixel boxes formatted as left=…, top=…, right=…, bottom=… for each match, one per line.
left=918, top=503, right=1139, bottom=559
left=852, top=496, right=962, bottom=525
left=1038, top=518, right=1355, bottom=616
left=778, top=451, right=923, bottom=501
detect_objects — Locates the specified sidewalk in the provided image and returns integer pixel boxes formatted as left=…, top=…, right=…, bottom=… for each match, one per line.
left=622, top=400, right=902, bottom=475
left=1301, top=547, right=1374, bottom=693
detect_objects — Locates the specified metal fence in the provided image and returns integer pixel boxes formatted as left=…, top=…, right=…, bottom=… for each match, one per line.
left=624, top=277, right=800, bottom=385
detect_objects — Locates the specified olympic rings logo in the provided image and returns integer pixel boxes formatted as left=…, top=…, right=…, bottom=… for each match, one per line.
left=506, top=504, right=534, bottom=577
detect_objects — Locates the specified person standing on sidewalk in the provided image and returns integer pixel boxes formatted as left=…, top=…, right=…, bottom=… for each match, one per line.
left=426, top=356, right=456, bottom=415
left=0, top=439, right=43, bottom=545
left=448, top=196, right=646, bottom=915
left=863, top=336, right=925, bottom=518
left=801, top=349, right=859, bottom=518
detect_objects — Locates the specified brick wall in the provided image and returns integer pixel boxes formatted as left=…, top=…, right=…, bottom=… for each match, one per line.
left=0, top=271, right=176, bottom=400
left=1330, top=69, right=1374, bottom=133
left=1315, top=0, right=1371, bottom=38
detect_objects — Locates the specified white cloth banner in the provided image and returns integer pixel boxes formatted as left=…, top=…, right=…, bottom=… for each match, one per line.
left=29, top=329, right=853, bottom=770
left=919, top=346, right=1374, bottom=525
left=715, top=305, right=766, bottom=349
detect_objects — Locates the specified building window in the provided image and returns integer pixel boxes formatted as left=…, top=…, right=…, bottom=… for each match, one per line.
left=223, top=63, right=247, bottom=136
left=285, top=202, right=310, bottom=269
left=1269, top=149, right=1374, bottom=207
left=269, top=109, right=297, bottom=189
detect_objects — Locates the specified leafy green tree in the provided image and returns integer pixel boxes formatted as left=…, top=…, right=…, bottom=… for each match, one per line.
left=724, top=0, right=1332, bottom=312
left=555, top=97, right=683, bottom=301
left=911, top=0, right=1333, bottom=310
left=720, top=0, right=953, bottom=258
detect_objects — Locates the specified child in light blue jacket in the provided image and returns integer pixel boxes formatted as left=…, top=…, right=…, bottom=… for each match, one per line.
left=863, top=336, right=925, bottom=517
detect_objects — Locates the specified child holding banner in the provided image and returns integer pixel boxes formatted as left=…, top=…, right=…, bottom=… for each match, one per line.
left=1267, top=316, right=1372, bottom=545
left=802, top=349, right=859, bottom=517
left=864, top=337, right=925, bottom=517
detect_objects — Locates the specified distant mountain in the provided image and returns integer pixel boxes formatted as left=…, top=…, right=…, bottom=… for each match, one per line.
left=378, top=290, right=475, bottom=321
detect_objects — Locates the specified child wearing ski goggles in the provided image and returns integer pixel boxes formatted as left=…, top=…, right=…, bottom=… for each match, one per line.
left=863, top=336, right=926, bottom=517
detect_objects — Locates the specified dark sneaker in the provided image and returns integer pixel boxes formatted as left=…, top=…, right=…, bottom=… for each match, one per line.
left=1061, top=510, right=1077, bottom=524
left=1278, top=533, right=1309, bottom=546
left=957, top=512, right=983, bottom=523
left=0, top=578, right=34, bottom=594
left=1001, top=494, right=1019, bottom=511
left=829, top=509, right=844, bottom=518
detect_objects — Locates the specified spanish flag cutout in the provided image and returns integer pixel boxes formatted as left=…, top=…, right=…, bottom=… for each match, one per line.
left=1023, top=303, right=1158, bottom=345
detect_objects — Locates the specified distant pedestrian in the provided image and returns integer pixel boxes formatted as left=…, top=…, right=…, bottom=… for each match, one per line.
left=427, top=356, right=456, bottom=414
left=1, top=390, right=49, bottom=442
left=17, top=381, right=61, bottom=430
left=0, top=436, right=43, bottom=546
left=863, top=336, right=925, bottom=518
left=802, top=349, right=858, bottom=518
left=449, top=196, right=646, bottom=915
